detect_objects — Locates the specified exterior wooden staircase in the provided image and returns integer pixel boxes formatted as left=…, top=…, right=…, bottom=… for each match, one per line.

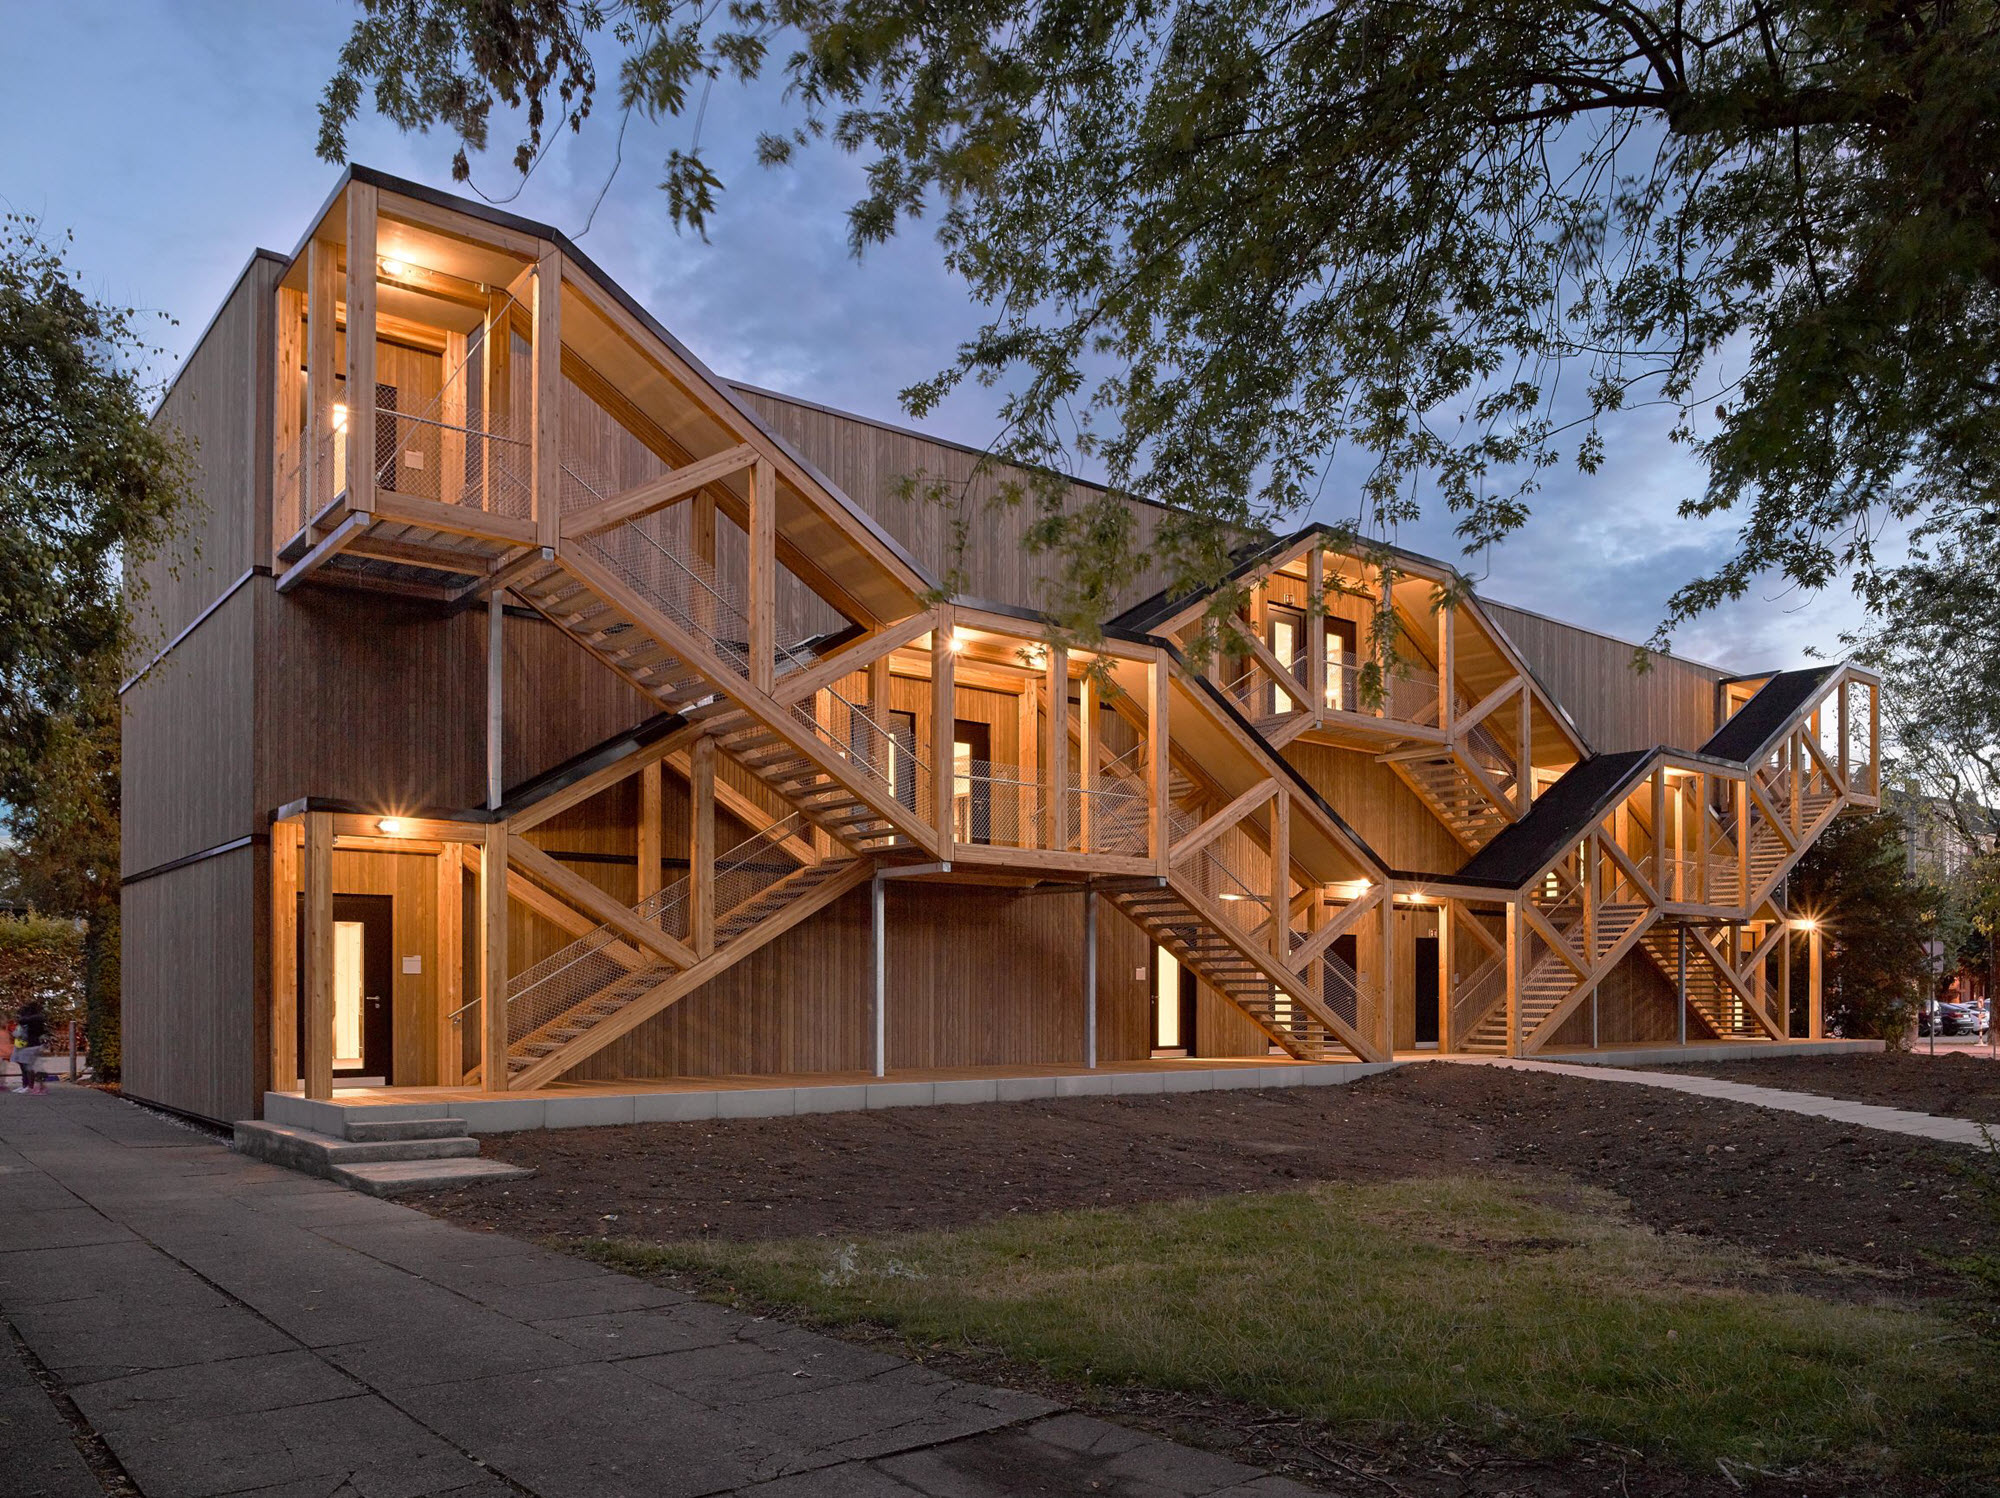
left=1456, top=902, right=1648, bottom=1053
left=1634, top=925, right=1735, bottom=1040
left=1387, top=749, right=1515, bottom=849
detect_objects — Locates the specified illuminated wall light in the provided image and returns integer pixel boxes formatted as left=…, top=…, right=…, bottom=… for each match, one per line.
left=947, top=629, right=968, bottom=654
left=332, top=402, right=349, bottom=432
left=376, top=817, right=409, bottom=836
left=378, top=257, right=409, bottom=279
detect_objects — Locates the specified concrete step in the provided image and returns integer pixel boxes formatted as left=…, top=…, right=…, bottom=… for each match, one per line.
left=235, top=1120, right=481, bottom=1175
left=330, top=1157, right=537, bottom=1198
left=341, top=1116, right=471, bottom=1144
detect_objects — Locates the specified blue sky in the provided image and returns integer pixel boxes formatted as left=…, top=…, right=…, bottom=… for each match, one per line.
left=2, top=0, right=1874, bottom=671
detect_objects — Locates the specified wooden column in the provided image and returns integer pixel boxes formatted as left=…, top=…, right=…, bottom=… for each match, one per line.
left=1436, top=902, right=1453, bottom=1052
left=302, top=811, right=335, bottom=1101
left=1516, top=689, right=1534, bottom=816
left=274, top=283, right=305, bottom=555
left=305, top=240, right=339, bottom=520
left=480, top=826, right=510, bottom=1094
left=1379, top=882, right=1398, bottom=1056
left=1677, top=923, right=1689, bottom=1046
left=1269, top=789, right=1291, bottom=963
left=691, top=488, right=717, bottom=637
left=1046, top=645, right=1070, bottom=851
left=486, top=593, right=506, bottom=809
left=532, top=247, right=563, bottom=548
left=1808, top=925, right=1824, bottom=1039
left=1306, top=547, right=1327, bottom=723
left=1148, top=653, right=1171, bottom=872
left=1438, top=603, right=1456, bottom=730
left=690, top=735, right=716, bottom=957
left=932, top=617, right=957, bottom=852
left=637, top=762, right=664, bottom=903
left=1735, top=779, right=1751, bottom=905
left=1651, top=767, right=1667, bottom=900
left=271, top=822, right=301, bottom=1092
left=1837, top=680, right=1851, bottom=789
left=1076, top=666, right=1096, bottom=854
left=436, top=845, right=463, bottom=1086
left=344, top=183, right=379, bottom=518
left=748, top=458, right=777, bottom=694
left=440, top=330, right=468, bottom=507
left=480, top=289, right=512, bottom=512
left=870, top=652, right=896, bottom=800
left=1503, top=898, right=1521, bottom=1059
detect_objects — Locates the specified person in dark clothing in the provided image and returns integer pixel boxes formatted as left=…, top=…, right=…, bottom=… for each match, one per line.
left=12, top=998, right=48, bottom=1094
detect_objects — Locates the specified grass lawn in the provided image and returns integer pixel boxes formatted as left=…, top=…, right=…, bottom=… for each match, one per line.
left=580, top=1175, right=2000, bottom=1483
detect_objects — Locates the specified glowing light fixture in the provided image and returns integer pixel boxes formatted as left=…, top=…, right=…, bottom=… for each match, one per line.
left=332, top=402, right=350, bottom=431
left=378, top=257, right=409, bottom=279
left=376, top=817, right=409, bottom=836
left=1792, top=916, right=1819, bottom=932
left=947, top=629, right=968, bottom=654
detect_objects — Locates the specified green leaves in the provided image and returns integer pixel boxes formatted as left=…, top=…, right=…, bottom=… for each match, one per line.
left=323, top=1, right=2000, bottom=656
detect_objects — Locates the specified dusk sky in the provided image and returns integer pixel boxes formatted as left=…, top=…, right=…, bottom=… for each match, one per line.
left=4, top=0, right=1876, bottom=672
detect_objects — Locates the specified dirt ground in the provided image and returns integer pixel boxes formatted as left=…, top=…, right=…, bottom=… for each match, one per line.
left=425, top=1062, right=1997, bottom=1285
left=1670, top=1049, right=2000, bottom=1125
left=416, top=1063, right=2000, bottom=1497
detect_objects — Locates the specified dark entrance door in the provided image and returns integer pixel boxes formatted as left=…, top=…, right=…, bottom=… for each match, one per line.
left=952, top=719, right=992, bottom=844
left=1413, top=934, right=1441, bottom=1046
left=296, top=893, right=395, bottom=1083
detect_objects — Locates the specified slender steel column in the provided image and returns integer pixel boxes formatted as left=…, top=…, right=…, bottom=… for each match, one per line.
left=871, top=873, right=887, bottom=1078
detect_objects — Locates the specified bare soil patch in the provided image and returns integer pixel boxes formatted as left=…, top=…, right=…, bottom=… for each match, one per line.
left=424, top=1062, right=1996, bottom=1283
left=1668, top=1049, right=2000, bottom=1125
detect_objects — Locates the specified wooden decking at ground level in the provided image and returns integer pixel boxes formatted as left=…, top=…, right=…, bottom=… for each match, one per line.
left=259, top=1041, right=1880, bottom=1136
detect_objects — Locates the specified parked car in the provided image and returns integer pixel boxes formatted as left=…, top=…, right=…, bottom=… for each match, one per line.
left=1919, top=999, right=1989, bottom=1037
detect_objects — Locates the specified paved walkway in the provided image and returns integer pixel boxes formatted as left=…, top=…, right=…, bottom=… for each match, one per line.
left=1465, top=1057, right=1994, bottom=1147
left=0, top=1086, right=1309, bottom=1498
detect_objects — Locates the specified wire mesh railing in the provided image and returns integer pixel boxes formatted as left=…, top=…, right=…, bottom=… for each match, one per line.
left=1449, top=951, right=1507, bottom=1044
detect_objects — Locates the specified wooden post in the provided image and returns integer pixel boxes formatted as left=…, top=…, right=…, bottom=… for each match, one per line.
left=480, top=825, right=510, bottom=1093
left=1306, top=547, right=1327, bottom=723
left=532, top=248, right=562, bottom=548
left=1790, top=732, right=1803, bottom=837
left=691, top=488, right=717, bottom=638
left=1269, top=789, right=1291, bottom=963
left=1084, top=888, right=1098, bottom=1069
left=1516, top=688, right=1534, bottom=816
left=1677, top=923, right=1689, bottom=1047
left=1503, top=897, right=1519, bottom=1058
left=344, top=183, right=378, bottom=518
left=306, top=240, right=339, bottom=521
left=1808, top=924, right=1824, bottom=1039
left=1869, top=683, right=1880, bottom=797
left=1650, top=766, right=1667, bottom=900
left=274, top=284, right=306, bottom=552
left=1736, top=779, right=1751, bottom=906
left=1148, top=652, right=1171, bottom=872
left=302, top=811, right=335, bottom=1101
left=1017, top=676, right=1039, bottom=845
left=440, top=329, right=467, bottom=507
left=748, top=457, right=777, bottom=695
left=480, top=289, right=512, bottom=512
left=637, top=762, right=664, bottom=903
left=1437, top=902, right=1453, bottom=1052
left=1438, top=603, right=1456, bottom=730
left=1379, top=881, right=1398, bottom=1056
left=436, top=844, right=463, bottom=1086
left=1837, top=679, right=1851, bottom=789
left=690, top=735, right=716, bottom=957
left=932, top=615, right=957, bottom=852
left=271, top=822, right=301, bottom=1092
left=1077, top=665, right=1096, bottom=854
left=1047, top=645, right=1070, bottom=851
left=870, top=652, right=896, bottom=800
left=1695, top=773, right=1709, bottom=905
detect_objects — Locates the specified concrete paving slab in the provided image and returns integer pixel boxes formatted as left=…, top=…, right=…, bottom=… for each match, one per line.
left=0, top=1384, right=104, bottom=1498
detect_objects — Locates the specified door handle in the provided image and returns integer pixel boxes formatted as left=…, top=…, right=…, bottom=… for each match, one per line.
left=365, top=995, right=382, bottom=1006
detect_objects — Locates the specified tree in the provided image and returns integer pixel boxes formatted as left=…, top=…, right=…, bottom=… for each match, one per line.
left=0, top=914, right=85, bottom=1037
left=0, top=216, right=192, bottom=1079
left=1787, top=810, right=1934, bottom=1043
left=319, top=2, right=2000, bottom=647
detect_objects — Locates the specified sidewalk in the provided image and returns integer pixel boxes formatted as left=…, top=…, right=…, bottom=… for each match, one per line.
left=1459, top=1057, right=1994, bottom=1148
left=0, top=1086, right=1310, bottom=1498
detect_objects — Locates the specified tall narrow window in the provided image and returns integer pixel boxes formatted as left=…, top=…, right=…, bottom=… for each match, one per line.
left=332, top=920, right=366, bottom=1071
left=1268, top=609, right=1301, bottom=715
left=1154, top=946, right=1183, bottom=1050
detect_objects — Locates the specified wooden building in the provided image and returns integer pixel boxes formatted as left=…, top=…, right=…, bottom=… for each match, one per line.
left=122, top=170, right=1878, bottom=1124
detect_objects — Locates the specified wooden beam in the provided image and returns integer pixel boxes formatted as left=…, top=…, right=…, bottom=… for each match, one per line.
left=1291, top=884, right=1380, bottom=971
left=370, top=491, right=539, bottom=547
left=1504, top=899, right=1521, bottom=1057
left=561, top=444, right=755, bottom=541
left=1306, top=547, right=1327, bottom=724
left=509, top=721, right=701, bottom=834
left=509, top=837, right=698, bottom=970
left=480, top=288, right=511, bottom=513
left=773, top=608, right=939, bottom=709
left=1438, top=603, right=1456, bottom=730
left=1077, top=667, right=1097, bottom=853
left=344, top=183, right=379, bottom=517
left=748, top=457, right=777, bottom=694
left=270, top=822, right=301, bottom=1093
left=1169, top=781, right=1276, bottom=864
left=436, top=844, right=464, bottom=1086
left=1378, top=879, right=1397, bottom=1055
left=274, top=510, right=367, bottom=594
left=637, top=762, right=663, bottom=902
left=690, top=734, right=716, bottom=958
left=480, top=825, right=510, bottom=1093
left=302, top=810, right=335, bottom=1100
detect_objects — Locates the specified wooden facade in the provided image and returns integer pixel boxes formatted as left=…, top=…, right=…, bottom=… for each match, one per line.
left=122, top=171, right=1880, bottom=1123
